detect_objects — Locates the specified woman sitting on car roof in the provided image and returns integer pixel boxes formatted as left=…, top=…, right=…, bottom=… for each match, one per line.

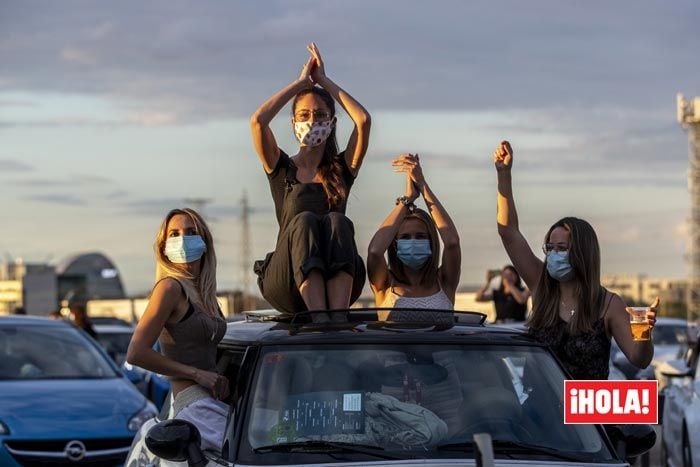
left=367, top=154, right=461, bottom=323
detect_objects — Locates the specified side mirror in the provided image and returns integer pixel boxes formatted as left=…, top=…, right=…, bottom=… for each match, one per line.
left=604, top=424, right=656, bottom=461
left=145, top=419, right=206, bottom=466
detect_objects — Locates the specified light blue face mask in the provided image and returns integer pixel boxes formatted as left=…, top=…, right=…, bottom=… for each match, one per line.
left=396, top=239, right=432, bottom=269
left=546, top=251, right=575, bottom=282
left=164, top=235, right=207, bottom=263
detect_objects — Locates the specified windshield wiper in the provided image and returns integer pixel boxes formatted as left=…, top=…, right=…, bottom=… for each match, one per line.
left=437, top=440, right=593, bottom=462
left=254, top=440, right=404, bottom=460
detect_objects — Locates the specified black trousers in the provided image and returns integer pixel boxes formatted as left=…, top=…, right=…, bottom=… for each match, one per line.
left=256, top=212, right=366, bottom=314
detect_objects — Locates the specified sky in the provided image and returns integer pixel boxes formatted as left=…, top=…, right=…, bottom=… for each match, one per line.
left=1, top=0, right=699, bottom=296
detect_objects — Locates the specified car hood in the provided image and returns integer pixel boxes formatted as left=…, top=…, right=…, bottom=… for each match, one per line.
left=0, top=378, right=146, bottom=436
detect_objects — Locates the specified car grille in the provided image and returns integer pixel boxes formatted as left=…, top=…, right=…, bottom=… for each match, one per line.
left=4, top=437, right=133, bottom=466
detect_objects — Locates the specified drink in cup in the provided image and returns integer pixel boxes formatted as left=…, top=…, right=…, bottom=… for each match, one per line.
left=627, top=306, right=651, bottom=341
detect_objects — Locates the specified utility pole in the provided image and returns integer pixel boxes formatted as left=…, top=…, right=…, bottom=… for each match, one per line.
left=240, top=190, right=252, bottom=310
left=677, top=93, right=700, bottom=325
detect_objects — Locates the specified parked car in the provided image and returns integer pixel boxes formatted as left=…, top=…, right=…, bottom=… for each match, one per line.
left=0, top=315, right=157, bottom=466
left=659, top=329, right=700, bottom=467
left=610, top=317, right=688, bottom=385
left=126, top=309, right=654, bottom=466
left=93, top=323, right=170, bottom=410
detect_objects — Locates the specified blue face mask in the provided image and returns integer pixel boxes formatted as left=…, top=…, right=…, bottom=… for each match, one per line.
left=546, top=251, right=575, bottom=282
left=396, top=239, right=432, bottom=269
left=165, top=235, right=207, bottom=263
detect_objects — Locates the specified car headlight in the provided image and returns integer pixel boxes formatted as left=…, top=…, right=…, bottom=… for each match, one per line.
left=0, top=420, right=9, bottom=435
left=128, top=403, right=158, bottom=432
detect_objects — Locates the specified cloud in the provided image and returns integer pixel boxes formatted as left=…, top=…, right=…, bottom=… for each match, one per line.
left=0, top=159, right=34, bottom=172
left=23, top=194, right=86, bottom=205
left=60, top=46, right=98, bottom=65
left=10, top=174, right=113, bottom=186
left=0, top=0, right=697, bottom=124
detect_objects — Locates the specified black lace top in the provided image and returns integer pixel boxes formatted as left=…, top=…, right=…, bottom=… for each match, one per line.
left=528, top=292, right=613, bottom=380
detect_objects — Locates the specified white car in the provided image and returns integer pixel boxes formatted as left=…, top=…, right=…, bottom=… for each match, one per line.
left=126, top=309, right=654, bottom=467
left=660, top=334, right=700, bottom=467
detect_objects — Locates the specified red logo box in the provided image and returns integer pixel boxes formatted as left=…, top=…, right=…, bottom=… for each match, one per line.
left=564, top=380, right=658, bottom=424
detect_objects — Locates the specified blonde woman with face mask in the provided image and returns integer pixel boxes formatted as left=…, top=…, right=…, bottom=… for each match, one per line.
left=127, top=208, right=228, bottom=452
left=250, top=43, right=371, bottom=322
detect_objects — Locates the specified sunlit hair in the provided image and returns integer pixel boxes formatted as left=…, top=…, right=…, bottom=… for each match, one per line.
left=292, top=86, right=346, bottom=210
left=528, top=217, right=604, bottom=334
left=387, top=208, right=440, bottom=287
left=154, top=208, right=219, bottom=316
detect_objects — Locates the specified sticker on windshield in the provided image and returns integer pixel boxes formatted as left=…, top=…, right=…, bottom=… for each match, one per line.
left=281, top=391, right=365, bottom=436
left=343, top=393, right=362, bottom=411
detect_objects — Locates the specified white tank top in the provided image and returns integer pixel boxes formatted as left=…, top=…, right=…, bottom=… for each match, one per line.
left=379, top=286, right=454, bottom=324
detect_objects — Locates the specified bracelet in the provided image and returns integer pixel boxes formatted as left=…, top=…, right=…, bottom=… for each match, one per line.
left=396, top=196, right=416, bottom=213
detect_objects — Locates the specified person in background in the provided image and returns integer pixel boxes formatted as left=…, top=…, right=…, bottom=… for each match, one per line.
left=68, top=304, right=97, bottom=338
left=475, top=265, right=530, bottom=323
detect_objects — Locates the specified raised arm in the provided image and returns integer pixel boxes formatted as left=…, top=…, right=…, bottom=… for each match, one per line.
left=495, top=141, right=543, bottom=291
left=126, top=278, right=229, bottom=399
left=475, top=271, right=496, bottom=302
left=250, top=57, right=315, bottom=174
left=393, top=154, right=461, bottom=301
left=308, top=43, right=371, bottom=176
left=367, top=165, right=419, bottom=306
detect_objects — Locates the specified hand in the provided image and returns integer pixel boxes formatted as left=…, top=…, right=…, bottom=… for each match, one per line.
left=307, top=42, right=326, bottom=83
left=392, top=153, right=425, bottom=192
left=194, top=369, right=230, bottom=400
left=502, top=276, right=514, bottom=292
left=404, top=172, right=419, bottom=203
left=298, top=56, right=315, bottom=86
left=646, top=297, right=659, bottom=329
left=485, top=270, right=496, bottom=283
left=493, top=140, right=513, bottom=172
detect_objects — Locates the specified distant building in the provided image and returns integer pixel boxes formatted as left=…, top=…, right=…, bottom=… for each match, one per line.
left=56, top=252, right=126, bottom=305
left=602, top=274, right=688, bottom=317
left=0, top=259, right=57, bottom=315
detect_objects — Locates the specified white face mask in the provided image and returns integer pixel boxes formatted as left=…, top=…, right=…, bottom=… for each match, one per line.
left=294, top=119, right=334, bottom=147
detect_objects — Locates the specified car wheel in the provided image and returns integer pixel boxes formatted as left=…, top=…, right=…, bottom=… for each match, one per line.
left=684, top=424, right=694, bottom=467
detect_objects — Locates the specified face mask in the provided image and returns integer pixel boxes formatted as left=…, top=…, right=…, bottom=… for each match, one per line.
left=396, top=239, right=432, bottom=269
left=294, top=119, right=334, bottom=147
left=546, top=251, right=575, bottom=282
left=165, top=235, right=206, bottom=264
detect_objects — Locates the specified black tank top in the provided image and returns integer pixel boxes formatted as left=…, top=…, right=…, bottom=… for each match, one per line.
left=529, top=291, right=613, bottom=380
left=266, top=149, right=355, bottom=234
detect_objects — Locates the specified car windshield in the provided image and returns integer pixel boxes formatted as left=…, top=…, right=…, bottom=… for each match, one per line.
left=95, top=331, right=132, bottom=365
left=653, top=324, right=687, bottom=346
left=0, top=324, right=119, bottom=380
left=241, top=344, right=616, bottom=463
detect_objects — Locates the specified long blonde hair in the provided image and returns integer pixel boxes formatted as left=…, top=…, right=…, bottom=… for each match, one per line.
left=154, top=208, right=219, bottom=316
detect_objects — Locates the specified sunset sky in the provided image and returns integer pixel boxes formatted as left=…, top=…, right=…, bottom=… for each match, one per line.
left=2, top=0, right=699, bottom=295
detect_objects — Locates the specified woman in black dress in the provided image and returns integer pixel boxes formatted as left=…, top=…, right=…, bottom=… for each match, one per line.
left=250, top=44, right=370, bottom=321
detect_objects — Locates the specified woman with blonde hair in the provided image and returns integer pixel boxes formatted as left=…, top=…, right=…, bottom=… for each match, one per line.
left=367, top=154, right=461, bottom=323
left=127, top=208, right=228, bottom=452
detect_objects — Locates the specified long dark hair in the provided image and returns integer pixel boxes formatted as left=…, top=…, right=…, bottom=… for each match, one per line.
left=528, top=217, right=605, bottom=334
left=387, top=208, right=441, bottom=287
left=292, top=87, right=346, bottom=210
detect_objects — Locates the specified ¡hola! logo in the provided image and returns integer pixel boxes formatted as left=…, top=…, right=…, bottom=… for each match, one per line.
left=564, top=380, right=658, bottom=424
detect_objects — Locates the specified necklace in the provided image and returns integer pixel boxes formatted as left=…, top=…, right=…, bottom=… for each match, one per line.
left=561, top=300, right=576, bottom=316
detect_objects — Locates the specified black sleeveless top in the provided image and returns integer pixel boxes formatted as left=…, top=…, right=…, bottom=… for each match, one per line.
left=528, top=291, right=613, bottom=380
left=266, top=149, right=355, bottom=234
